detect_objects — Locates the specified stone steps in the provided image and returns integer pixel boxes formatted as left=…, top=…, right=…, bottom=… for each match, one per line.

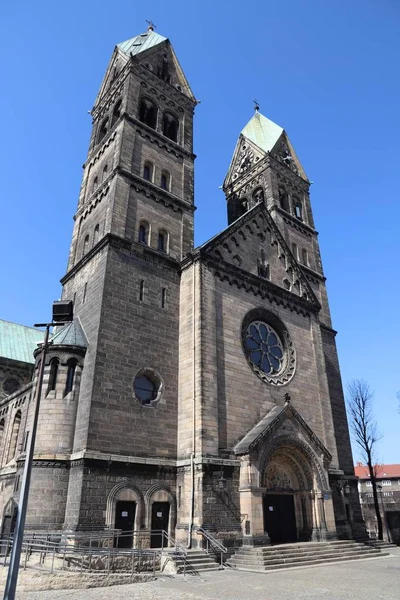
left=227, top=541, right=389, bottom=572
left=171, top=550, right=221, bottom=573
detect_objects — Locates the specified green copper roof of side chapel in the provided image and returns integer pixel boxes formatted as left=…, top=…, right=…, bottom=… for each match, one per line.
left=0, top=320, right=43, bottom=364
left=117, top=30, right=167, bottom=57
left=241, top=112, right=284, bottom=154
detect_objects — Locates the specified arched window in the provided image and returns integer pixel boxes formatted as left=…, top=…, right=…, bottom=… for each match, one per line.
left=160, top=171, right=170, bottom=191
left=158, top=230, right=168, bottom=253
left=138, top=98, right=157, bottom=129
left=64, top=358, right=78, bottom=396
left=302, top=248, right=309, bottom=266
left=83, top=235, right=90, bottom=256
left=0, top=418, right=4, bottom=451
left=162, top=112, right=179, bottom=142
left=278, top=187, right=290, bottom=212
left=101, top=164, right=108, bottom=182
left=138, top=221, right=150, bottom=245
left=293, top=197, right=303, bottom=220
left=111, top=99, right=122, bottom=127
left=98, top=117, right=109, bottom=143
left=143, top=162, right=154, bottom=182
left=92, top=177, right=98, bottom=193
left=47, top=358, right=59, bottom=393
left=292, top=243, right=298, bottom=260
left=7, top=411, right=21, bottom=463
left=93, top=224, right=100, bottom=245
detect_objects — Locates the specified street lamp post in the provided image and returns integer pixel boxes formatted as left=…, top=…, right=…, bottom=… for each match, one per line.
left=3, top=301, right=73, bottom=600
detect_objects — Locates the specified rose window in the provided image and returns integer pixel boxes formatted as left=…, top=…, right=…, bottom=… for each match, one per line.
left=244, top=321, right=284, bottom=375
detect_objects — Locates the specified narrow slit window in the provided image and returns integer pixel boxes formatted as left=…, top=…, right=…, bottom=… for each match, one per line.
left=143, top=162, right=153, bottom=182
left=292, top=243, right=298, bottom=260
left=48, top=358, right=59, bottom=392
left=161, top=288, right=166, bottom=308
left=82, top=282, right=87, bottom=304
left=302, top=248, right=309, bottom=266
left=102, top=165, right=108, bottom=182
left=158, top=230, right=168, bottom=253
left=65, top=359, right=78, bottom=396
left=160, top=171, right=170, bottom=191
left=138, top=222, right=149, bottom=245
left=139, top=280, right=144, bottom=302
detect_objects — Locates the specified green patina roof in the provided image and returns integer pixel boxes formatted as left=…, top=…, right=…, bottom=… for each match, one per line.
left=0, top=320, right=43, bottom=365
left=117, top=30, right=167, bottom=57
left=241, top=112, right=284, bottom=154
left=50, top=319, right=88, bottom=348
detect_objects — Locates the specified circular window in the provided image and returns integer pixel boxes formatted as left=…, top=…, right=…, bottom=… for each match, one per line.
left=133, top=369, right=163, bottom=406
left=3, top=378, right=21, bottom=396
left=242, top=310, right=295, bottom=386
left=244, top=322, right=284, bottom=375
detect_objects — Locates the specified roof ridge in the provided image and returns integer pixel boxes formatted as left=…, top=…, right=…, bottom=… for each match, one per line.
left=0, top=318, right=42, bottom=332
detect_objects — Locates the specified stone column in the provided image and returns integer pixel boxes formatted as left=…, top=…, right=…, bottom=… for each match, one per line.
left=317, top=493, right=328, bottom=541
left=239, top=456, right=270, bottom=546
left=311, top=491, right=320, bottom=541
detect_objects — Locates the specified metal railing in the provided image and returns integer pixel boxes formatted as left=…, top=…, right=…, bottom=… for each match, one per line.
left=195, top=527, right=227, bottom=567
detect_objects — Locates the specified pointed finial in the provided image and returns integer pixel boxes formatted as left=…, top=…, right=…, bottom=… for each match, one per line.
left=284, top=393, right=291, bottom=405
left=146, top=19, right=156, bottom=31
left=253, top=99, right=260, bottom=113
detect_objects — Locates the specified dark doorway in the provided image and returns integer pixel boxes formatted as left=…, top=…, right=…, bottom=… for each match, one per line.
left=114, top=501, right=136, bottom=548
left=150, top=502, right=170, bottom=548
left=263, top=494, right=297, bottom=544
left=0, top=502, right=17, bottom=555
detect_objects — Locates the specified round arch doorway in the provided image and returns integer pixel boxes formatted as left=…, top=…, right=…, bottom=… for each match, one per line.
left=261, top=442, right=318, bottom=544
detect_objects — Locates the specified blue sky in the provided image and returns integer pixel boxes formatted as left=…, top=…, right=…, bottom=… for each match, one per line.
left=1, top=1, right=399, bottom=462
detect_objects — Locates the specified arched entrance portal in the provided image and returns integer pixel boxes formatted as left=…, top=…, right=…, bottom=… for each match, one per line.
left=106, top=484, right=142, bottom=548
left=235, top=402, right=337, bottom=545
left=262, top=444, right=316, bottom=543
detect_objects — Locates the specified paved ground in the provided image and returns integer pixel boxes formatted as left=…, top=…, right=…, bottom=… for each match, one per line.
left=15, top=551, right=400, bottom=600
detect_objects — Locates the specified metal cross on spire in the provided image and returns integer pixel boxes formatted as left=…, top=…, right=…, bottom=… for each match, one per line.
left=146, top=19, right=157, bottom=31
left=253, top=99, right=260, bottom=112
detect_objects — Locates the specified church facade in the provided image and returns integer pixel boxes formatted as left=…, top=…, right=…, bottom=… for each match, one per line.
left=0, top=27, right=365, bottom=548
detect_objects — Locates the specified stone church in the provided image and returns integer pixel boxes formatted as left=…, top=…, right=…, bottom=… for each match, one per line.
left=0, top=26, right=365, bottom=548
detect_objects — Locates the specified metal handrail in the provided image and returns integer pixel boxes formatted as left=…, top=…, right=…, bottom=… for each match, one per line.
left=195, top=527, right=227, bottom=553
left=160, top=530, right=187, bottom=557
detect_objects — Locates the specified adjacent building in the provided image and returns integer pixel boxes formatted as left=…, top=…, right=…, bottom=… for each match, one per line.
left=355, top=462, right=400, bottom=544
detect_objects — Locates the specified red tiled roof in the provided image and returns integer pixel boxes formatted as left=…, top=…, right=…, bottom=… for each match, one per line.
left=354, top=463, right=400, bottom=479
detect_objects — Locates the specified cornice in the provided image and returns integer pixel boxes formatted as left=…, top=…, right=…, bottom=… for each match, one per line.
left=319, top=322, right=338, bottom=336
left=274, top=206, right=317, bottom=237
left=125, top=113, right=195, bottom=159
left=61, top=233, right=182, bottom=285
left=70, top=449, right=177, bottom=467
left=118, top=167, right=195, bottom=213
left=204, top=254, right=319, bottom=317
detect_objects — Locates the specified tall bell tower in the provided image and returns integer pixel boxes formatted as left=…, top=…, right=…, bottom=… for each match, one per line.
left=60, top=25, right=197, bottom=531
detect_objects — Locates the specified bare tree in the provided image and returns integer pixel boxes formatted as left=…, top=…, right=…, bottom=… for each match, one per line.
left=347, top=379, right=383, bottom=540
